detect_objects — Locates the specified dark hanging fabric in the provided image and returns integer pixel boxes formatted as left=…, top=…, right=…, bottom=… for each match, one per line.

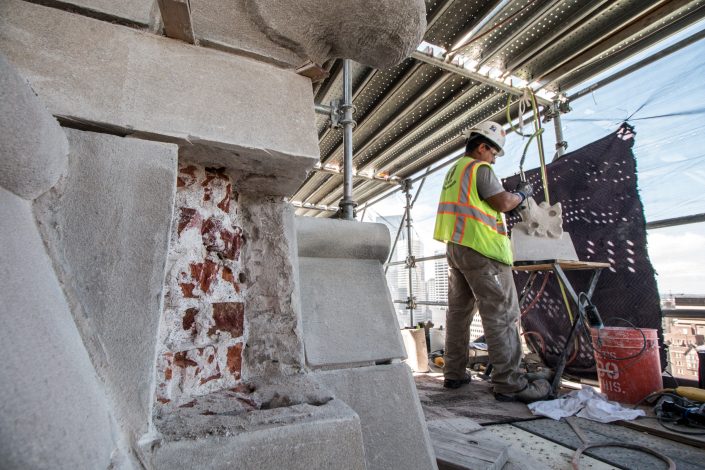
left=503, top=124, right=664, bottom=376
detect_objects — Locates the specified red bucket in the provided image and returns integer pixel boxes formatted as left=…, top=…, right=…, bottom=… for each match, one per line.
left=590, top=327, right=662, bottom=404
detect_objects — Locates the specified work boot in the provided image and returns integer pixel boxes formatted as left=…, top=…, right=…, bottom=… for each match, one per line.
left=525, top=368, right=555, bottom=383
left=443, top=374, right=472, bottom=389
left=494, top=379, right=551, bottom=403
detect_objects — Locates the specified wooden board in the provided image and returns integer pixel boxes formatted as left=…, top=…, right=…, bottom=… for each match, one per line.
left=431, top=427, right=509, bottom=470
left=618, top=415, right=705, bottom=449
left=513, top=259, right=611, bottom=272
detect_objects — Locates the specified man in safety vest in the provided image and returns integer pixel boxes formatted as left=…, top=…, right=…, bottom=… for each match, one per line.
left=433, top=121, right=550, bottom=403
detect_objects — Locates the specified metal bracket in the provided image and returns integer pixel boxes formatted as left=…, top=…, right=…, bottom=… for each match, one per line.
left=406, top=296, right=417, bottom=310
left=329, top=99, right=343, bottom=128
left=543, top=96, right=571, bottom=123
left=405, top=255, right=416, bottom=269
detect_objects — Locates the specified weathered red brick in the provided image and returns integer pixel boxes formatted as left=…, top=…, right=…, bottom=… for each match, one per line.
left=199, top=372, right=222, bottom=384
left=189, top=260, right=219, bottom=295
left=183, top=308, right=198, bottom=330
left=203, top=186, right=212, bottom=202
left=179, top=283, right=196, bottom=298
left=173, top=351, right=198, bottom=368
left=201, top=217, right=223, bottom=249
left=178, top=165, right=198, bottom=187
left=227, top=343, right=244, bottom=377
left=211, top=302, right=244, bottom=337
left=217, top=183, right=232, bottom=212
left=177, top=207, right=202, bottom=236
left=181, top=165, right=198, bottom=177
left=157, top=397, right=171, bottom=404
left=221, top=267, right=241, bottom=293
left=180, top=400, right=197, bottom=408
left=165, top=367, right=173, bottom=380
left=221, top=226, right=243, bottom=261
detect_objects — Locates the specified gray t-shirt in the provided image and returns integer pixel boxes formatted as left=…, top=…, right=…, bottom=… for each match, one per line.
left=476, top=165, right=505, bottom=200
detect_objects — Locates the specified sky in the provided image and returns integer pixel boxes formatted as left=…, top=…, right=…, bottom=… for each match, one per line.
left=362, top=21, right=705, bottom=295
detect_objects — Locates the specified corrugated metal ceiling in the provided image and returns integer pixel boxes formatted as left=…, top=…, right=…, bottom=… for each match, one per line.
left=292, top=0, right=705, bottom=217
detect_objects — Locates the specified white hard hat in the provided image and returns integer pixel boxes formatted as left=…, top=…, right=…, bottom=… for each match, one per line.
left=462, top=121, right=506, bottom=156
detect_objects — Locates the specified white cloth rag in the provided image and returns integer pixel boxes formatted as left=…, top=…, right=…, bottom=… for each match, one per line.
left=527, top=387, right=645, bottom=423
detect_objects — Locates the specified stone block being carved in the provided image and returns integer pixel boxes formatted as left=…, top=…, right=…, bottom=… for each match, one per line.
left=511, top=198, right=579, bottom=262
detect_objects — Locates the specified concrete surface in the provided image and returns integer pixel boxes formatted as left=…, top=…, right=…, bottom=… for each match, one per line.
left=0, top=0, right=319, bottom=196
left=315, top=364, right=438, bottom=470
left=191, top=0, right=426, bottom=69
left=241, top=199, right=307, bottom=377
left=0, top=55, right=67, bottom=200
left=151, top=398, right=367, bottom=470
left=56, top=0, right=157, bottom=26
left=0, top=187, right=119, bottom=469
left=34, top=129, right=178, bottom=446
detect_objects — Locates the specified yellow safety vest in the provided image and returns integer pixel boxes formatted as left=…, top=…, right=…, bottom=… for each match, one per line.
left=433, top=157, right=513, bottom=265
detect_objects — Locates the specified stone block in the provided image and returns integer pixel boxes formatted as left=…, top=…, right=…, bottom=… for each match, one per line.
left=190, top=0, right=303, bottom=68
left=58, top=0, right=157, bottom=26
left=401, top=328, right=430, bottom=373
left=0, top=187, right=118, bottom=469
left=34, top=129, right=178, bottom=444
left=314, top=364, right=438, bottom=470
left=150, top=399, right=367, bottom=470
left=296, top=217, right=405, bottom=367
left=190, top=0, right=426, bottom=69
left=0, top=55, right=68, bottom=200
left=0, top=0, right=319, bottom=196
left=511, top=230, right=578, bottom=263
left=296, top=216, right=391, bottom=261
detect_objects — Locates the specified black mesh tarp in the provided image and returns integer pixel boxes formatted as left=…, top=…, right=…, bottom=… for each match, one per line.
left=504, top=125, right=664, bottom=376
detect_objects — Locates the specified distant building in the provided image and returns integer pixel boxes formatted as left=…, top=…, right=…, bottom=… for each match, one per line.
left=662, top=295, right=705, bottom=381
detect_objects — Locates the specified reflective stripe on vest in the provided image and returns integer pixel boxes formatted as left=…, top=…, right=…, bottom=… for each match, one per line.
left=433, top=158, right=513, bottom=265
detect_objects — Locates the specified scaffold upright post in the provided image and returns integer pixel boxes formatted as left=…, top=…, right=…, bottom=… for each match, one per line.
left=403, top=179, right=415, bottom=327
left=550, top=97, right=569, bottom=161
left=339, top=59, right=356, bottom=220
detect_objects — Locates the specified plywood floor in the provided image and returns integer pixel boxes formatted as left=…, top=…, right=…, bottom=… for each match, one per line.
left=414, top=371, right=705, bottom=470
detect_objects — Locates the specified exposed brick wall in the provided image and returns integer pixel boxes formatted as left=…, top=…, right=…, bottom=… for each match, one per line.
left=155, top=164, right=247, bottom=406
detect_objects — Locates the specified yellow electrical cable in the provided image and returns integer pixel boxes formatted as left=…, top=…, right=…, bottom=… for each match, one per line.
left=557, top=276, right=573, bottom=323
left=505, top=90, right=551, bottom=204
left=529, top=89, right=550, bottom=205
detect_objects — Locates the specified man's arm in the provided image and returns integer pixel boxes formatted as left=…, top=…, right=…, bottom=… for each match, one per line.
left=476, top=166, right=530, bottom=213
left=485, top=191, right=523, bottom=213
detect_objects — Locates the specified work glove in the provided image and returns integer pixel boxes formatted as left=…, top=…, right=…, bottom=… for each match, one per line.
left=515, top=181, right=534, bottom=201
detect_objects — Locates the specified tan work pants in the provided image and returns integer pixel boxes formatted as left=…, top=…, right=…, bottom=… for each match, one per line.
left=444, top=242, right=527, bottom=394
